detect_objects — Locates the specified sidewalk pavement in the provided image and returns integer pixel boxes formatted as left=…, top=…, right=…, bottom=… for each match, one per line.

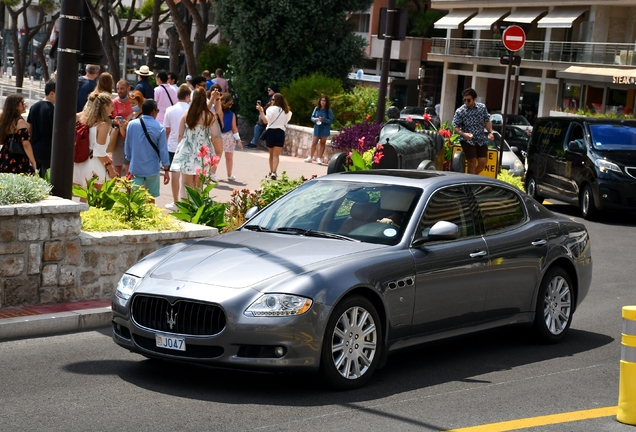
left=1, top=146, right=331, bottom=341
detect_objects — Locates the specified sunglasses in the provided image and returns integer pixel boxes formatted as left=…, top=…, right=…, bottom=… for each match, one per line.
left=463, top=98, right=473, bottom=103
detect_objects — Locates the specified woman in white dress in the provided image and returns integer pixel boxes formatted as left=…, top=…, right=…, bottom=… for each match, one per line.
left=73, top=92, right=119, bottom=187
left=171, top=88, right=223, bottom=188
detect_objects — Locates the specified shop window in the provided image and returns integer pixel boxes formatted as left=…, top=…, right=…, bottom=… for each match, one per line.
left=562, top=83, right=581, bottom=111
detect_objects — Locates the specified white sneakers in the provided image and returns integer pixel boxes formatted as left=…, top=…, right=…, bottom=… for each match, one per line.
left=228, top=175, right=236, bottom=181
left=165, top=202, right=177, bottom=211
left=209, top=173, right=218, bottom=183
left=304, top=156, right=324, bottom=164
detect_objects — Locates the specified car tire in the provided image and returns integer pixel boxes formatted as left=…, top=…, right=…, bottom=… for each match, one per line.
left=417, top=159, right=436, bottom=171
left=580, top=184, right=599, bottom=220
left=532, top=267, right=574, bottom=344
left=526, top=175, right=544, bottom=203
left=451, top=151, right=465, bottom=173
left=320, top=295, right=382, bottom=390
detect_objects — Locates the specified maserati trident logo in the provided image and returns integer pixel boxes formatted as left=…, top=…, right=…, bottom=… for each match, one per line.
left=166, top=309, right=178, bottom=330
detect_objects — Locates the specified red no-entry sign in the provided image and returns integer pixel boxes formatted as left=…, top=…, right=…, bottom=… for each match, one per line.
left=502, top=25, right=526, bottom=52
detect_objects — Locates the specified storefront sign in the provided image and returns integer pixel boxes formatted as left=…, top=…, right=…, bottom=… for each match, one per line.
left=613, top=75, right=636, bottom=85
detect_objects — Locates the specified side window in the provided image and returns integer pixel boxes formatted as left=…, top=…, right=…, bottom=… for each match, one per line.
left=533, top=120, right=566, bottom=156
left=419, top=187, right=474, bottom=239
left=471, top=185, right=526, bottom=234
left=566, top=124, right=585, bottom=151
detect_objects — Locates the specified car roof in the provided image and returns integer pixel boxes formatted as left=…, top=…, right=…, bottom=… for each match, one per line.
left=320, top=169, right=514, bottom=189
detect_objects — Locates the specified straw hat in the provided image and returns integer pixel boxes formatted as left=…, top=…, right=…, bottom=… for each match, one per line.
left=135, top=65, right=153, bottom=76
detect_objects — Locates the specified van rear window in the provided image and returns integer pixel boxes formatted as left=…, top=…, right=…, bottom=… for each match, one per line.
left=589, top=124, right=636, bottom=150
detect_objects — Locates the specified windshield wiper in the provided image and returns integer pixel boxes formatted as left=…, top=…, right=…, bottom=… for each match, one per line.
left=276, top=227, right=357, bottom=242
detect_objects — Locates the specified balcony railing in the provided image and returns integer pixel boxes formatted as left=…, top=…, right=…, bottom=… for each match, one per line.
left=430, top=38, right=636, bottom=66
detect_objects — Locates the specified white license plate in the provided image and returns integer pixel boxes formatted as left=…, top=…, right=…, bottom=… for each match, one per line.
left=155, top=334, right=186, bottom=351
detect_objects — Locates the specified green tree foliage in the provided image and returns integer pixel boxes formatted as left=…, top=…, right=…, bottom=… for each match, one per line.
left=214, top=0, right=373, bottom=120
left=197, top=43, right=231, bottom=77
left=396, top=0, right=446, bottom=38
left=116, top=4, right=142, bottom=20
left=282, top=74, right=343, bottom=127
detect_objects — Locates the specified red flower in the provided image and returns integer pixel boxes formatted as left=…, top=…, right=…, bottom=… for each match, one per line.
left=366, top=114, right=371, bottom=120
left=373, top=151, right=384, bottom=164
left=197, top=145, right=211, bottom=158
left=406, top=116, right=413, bottom=122
left=439, top=129, right=451, bottom=139
left=423, top=113, right=431, bottom=123
left=376, top=143, right=383, bottom=151
left=358, top=136, right=366, bottom=150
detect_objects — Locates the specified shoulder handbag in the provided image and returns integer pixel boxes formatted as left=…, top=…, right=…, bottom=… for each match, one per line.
left=8, top=123, right=25, bottom=155
left=259, top=108, right=283, bottom=141
left=139, top=117, right=161, bottom=158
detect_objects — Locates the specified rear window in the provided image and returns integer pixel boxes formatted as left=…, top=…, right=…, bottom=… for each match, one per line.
left=589, top=123, right=636, bottom=150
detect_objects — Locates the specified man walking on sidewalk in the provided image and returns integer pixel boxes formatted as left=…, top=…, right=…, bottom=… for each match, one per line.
left=124, top=99, right=171, bottom=202
left=163, top=84, right=191, bottom=210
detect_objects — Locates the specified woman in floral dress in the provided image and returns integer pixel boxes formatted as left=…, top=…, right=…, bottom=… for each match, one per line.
left=171, top=88, right=223, bottom=188
left=0, top=94, right=37, bottom=175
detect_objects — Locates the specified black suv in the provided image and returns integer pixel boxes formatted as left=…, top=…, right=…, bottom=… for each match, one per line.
left=525, top=116, right=636, bottom=219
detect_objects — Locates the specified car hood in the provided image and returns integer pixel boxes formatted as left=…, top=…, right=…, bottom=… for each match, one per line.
left=593, top=150, right=636, bottom=166
left=148, top=230, right=384, bottom=288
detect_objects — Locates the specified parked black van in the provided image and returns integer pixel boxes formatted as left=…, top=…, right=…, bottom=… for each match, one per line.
left=525, top=116, right=636, bottom=219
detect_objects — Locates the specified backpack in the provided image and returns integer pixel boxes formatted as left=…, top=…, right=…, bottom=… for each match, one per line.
left=74, top=121, right=91, bottom=163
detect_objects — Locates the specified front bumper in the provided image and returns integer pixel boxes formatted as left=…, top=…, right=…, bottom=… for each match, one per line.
left=594, top=178, right=636, bottom=211
left=111, top=294, right=329, bottom=373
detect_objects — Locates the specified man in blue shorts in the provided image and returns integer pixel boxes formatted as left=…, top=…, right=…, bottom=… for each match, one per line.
left=452, top=88, right=494, bottom=175
left=124, top=99, right=171, bottom=201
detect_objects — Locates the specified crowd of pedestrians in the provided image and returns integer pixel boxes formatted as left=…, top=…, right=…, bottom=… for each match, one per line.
left=0, top=63, right=303, bottom=209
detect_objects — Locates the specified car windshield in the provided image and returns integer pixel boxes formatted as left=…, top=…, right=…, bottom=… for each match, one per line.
left=401, top=107, right=427, bottom=115
left=589, top=123, right=636, bottom=150
left=244, top=180, right=422, bottom=246
left=507, top=127, right=530, bottom=140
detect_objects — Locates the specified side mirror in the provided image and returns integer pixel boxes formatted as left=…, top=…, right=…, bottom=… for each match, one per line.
left=567, top=140, right=585, bottom=153
left=411, top=221, right=460, bottom=247
left=244, top=206, right=259, bottom=220
left=510, top=146, right=519, bottom=153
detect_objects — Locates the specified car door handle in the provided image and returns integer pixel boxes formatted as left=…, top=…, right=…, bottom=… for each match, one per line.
left=469, top=250, right=488, bottom=258
left=531, top=239, right=547, bottom=246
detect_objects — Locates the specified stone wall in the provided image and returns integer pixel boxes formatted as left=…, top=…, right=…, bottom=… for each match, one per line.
left=283, top=124, right=339, bottom=161
left=0, top=197, right=217, bottom=308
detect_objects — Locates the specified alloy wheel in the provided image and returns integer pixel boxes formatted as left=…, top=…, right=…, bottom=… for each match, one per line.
left=330, top=305, right=378, bottom=380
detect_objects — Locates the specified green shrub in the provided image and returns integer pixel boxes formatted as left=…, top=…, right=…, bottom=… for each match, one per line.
left=282, top=73, right=344, bottom=128
left=259, top=172, right=311, bottom=207
left=330, top=86, right=388, bottom=129
left=81, top=207, right=182, bottom=232
left=0, top=173, right=52, bottom=205
left=498, top=170, right=526, bottom=192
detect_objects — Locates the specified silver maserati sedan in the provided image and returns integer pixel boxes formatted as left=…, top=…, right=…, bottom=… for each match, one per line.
left=112, top=170, right=592, bottom=389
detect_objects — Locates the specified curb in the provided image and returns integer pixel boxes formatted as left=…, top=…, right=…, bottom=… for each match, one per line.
left=0, top=307, right=112, bottom=341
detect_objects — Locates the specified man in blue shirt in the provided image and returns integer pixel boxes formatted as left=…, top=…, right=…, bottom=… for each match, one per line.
left=77, top=64, right=100, bottom=112
left=124, top=99, right=171, bottom=200
left=134, top=65, right=155, bottom=100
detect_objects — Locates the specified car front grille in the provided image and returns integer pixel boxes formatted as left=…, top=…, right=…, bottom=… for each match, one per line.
left=131, top=295, right=226, bottom=336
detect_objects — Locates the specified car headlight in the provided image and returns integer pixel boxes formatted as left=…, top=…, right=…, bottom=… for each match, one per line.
left=513, top=160, right=524, bottom=172
left=115, top=274, right=141, bottom=301
left=596, top=158, right=621, bottom=173
left=245, top=294, right=313, bottom=317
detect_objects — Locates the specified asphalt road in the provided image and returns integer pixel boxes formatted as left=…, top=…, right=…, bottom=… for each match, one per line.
left=0, top=204, right=634, bottom=432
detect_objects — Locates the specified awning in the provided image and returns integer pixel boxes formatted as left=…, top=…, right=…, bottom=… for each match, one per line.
left=503, top=8, right=547, bottom=24
left=537, top=8, right=587, bottom=28
left=464, top=9, right=510, bottom=31
left=434, top=10, right=477, bottom=30
left=556, top=66, right=636, bottom=85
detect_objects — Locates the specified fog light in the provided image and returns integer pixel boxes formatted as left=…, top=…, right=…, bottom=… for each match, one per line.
left=275, top=347, right=285, bottom=357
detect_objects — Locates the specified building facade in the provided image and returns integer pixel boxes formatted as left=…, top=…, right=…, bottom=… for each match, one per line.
left=428, top=0, right=636, bottom=122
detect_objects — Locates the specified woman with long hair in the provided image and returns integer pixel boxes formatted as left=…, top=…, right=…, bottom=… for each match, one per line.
left=91, top=72, right=114, bottom=96
left=73, top=92, right=119, bottom=186
left=220, top=93, right=242, bottom=180
left=171, top=87, right=223, bottom=188
left=305, top=95, right=333, bottom=165
left=128, top=90, right=145, bottom=121
left=0, top=94, right=37, bottom=174
left=256, top=92, right=292, bottom=180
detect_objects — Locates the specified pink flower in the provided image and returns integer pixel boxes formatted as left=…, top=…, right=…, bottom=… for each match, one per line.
left=348, top=151, right=352, bottom=158
left=211, top=155, right=221, bottom=167
left=376, top=143, right=383, bottom=151
left=203, top=156, right=212, bottom=166
left=195, top=168, right=202, bottom=175
left=439, top=129, right=451, bottom=139
left=366, top=114, right=371, bottom=120
left=358, top=136, right=365, bottom=150
left=423, top=113, right=431, bottom=123
left=373, top=151, right=384, bottom=164
left=406, top=116, right=413, bottom=122
left=197, top=145, right=210, bottom=158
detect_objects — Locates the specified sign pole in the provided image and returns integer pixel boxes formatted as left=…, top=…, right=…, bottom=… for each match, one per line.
left=498, top=51, right=514, bottom=178
left=376, top=0, right=396, bottom=124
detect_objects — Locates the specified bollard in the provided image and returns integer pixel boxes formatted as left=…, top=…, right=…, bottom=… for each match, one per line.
left=618, top=305, right=636, bottom=425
